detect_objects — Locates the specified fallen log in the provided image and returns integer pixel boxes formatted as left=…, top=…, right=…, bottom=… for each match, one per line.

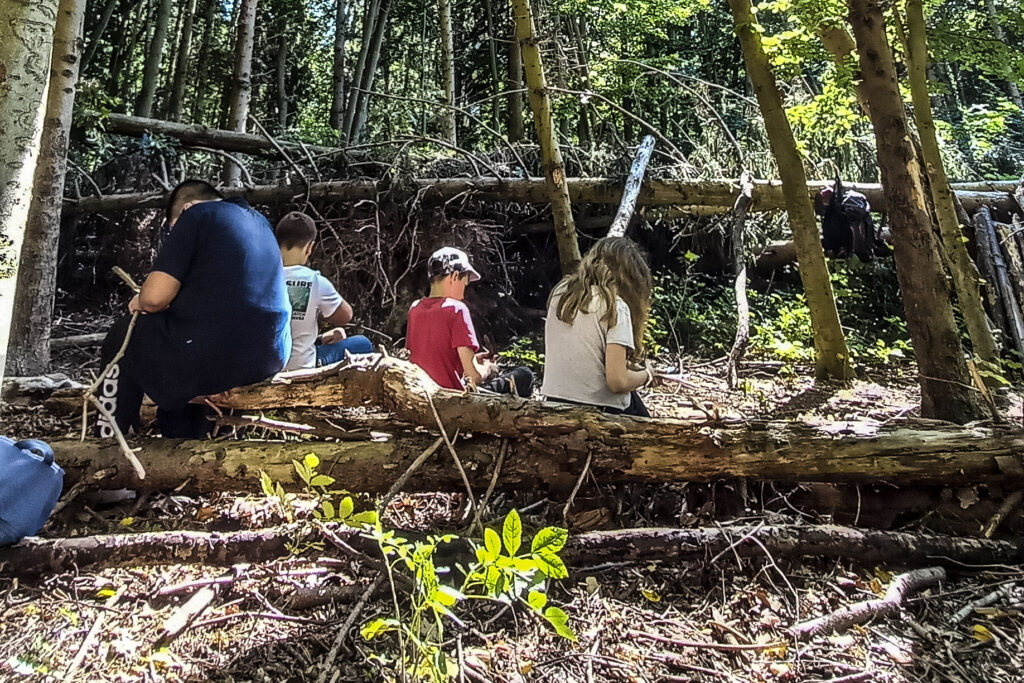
left=45, top=357, right=1024, bottom=491
left=50, top=332, right=105, bottom=349
left=2, top=374, right=84, bottom=405
left=64, top=176, right=1019, bottom=216
left=2, top=523, right=1020, bottom=579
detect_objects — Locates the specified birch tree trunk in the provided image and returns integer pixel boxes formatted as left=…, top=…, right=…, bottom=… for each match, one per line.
left=847, top=0, right=983, bottom=422
left=349, top=0, right=392, bottom=144
left=167, top=0, right=197, bottom=121
left=904, top=0, right=999, bottom=369
left=511, top=0, right=581, bottom=274
left=222, top=0, right=258, bottom=185
left=484, top=0, right=501, bottom=126
left=6, top=0, right=86, bottom=377
left=341, top=0, right=379, bottom=141
left=329, top=0, right=348, bottom=132
left=81, top=0, right=118, bottom=72
left=438, top=0, right=457, bottom=144
left=727, top=0, right=853, bottom=380
left=134, top=0, right=173, bottom=117
left=275, top=19, right=289, bottom=131
left=0, top=0, right=59, bottom=389
left=507, top=23, right=524, bottom=142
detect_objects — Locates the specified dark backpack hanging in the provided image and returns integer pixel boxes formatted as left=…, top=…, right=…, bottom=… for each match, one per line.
left=818, top=177, right=879, bottom=261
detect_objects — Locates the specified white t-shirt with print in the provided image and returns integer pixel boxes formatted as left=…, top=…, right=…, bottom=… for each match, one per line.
left=541, top=287, right=635, bottom=410
left=283, top=264, right=344, bottom=371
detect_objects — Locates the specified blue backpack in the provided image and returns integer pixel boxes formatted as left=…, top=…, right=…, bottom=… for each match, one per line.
left=0, top=438, right=63, bottom=546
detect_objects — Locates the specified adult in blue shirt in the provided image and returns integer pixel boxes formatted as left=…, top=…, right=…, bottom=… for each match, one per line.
left=97, top=179, right=291, bottom=438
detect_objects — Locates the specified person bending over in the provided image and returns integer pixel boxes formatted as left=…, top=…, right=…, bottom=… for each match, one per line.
left=275, top=211, right=373, bottom=370
left=406, top=247, right=533, bottom=397
left=97, top=180, right=292, bottom=438
left=541, top=236, right=654, bottom=417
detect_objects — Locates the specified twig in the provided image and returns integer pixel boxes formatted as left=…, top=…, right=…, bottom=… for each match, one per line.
left=984, top=490, right=1024, bottom=538
left=251, top=116, right=309, bottom=187
left=191, top=147, right=256, bottom=187
left=790, top=567, right=946, bottom=639
left=63, top=587, right=122, bottom=680
left=424, top=391, right=477, bottom=520
left=629, top=629, right=786, bottom=652
left=470, top=438, right=508, bottom=535
left=87, top=394, right=147, bottom=480
left=66, top=159, right=105, bottom=197
left=316, top=575, right=385, bottom=683
left=952, top=584, right=1016, bottom=624
left=562, top=450, right=594, bottom=527
left=378, top=436, right=445, bottom=513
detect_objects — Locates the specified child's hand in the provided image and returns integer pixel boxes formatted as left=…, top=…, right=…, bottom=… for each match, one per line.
left=320, top=328, right=347, bottom=345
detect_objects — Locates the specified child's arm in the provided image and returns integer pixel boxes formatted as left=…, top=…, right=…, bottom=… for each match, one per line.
left=604, top=343, right=652, bottom=394
left=323, top=301, right=354, bottom=327
left=458, top=346, right=497, bottom=389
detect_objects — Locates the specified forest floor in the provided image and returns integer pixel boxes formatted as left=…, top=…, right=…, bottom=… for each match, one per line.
left=1, top=311, right=1023, bottom=682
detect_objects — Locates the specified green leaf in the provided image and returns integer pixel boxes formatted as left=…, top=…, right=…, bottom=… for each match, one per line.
left=349, top=510, right=378, bottom=527
left=543, top=606, right=578, bottom=642
left=484, top=528, right=501, bottom=558
left=311, top=475, right=335, bottom=487
left=303, top=453, right=320, bottom=469
left=533, top=550, right=568, bottom=580
left=292, top=459, right=309, bottom=484
left=259, top=470, right=274, bottom=497
left=503, top=509, right=523, bottom=556
left=527, top=590, right=547, bottom=611
left=531, top=526, right=568, bottom=555
left=360, top=617, right=399, bottom=640
left=320, top=500, right=335, bottom=519
left=338, top=496, right=354, bottom=519
left=435, top=585, right=465, bottom=607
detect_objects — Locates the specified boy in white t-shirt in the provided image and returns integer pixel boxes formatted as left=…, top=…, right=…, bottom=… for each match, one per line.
left=275, top=212, right=373, bottom=371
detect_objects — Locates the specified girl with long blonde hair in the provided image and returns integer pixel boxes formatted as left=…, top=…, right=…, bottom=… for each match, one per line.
left=541, top=236, right=654, bottom=416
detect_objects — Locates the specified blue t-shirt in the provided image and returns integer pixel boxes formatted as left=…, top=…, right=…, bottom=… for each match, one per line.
left=127, top=198, right=291, bottom=407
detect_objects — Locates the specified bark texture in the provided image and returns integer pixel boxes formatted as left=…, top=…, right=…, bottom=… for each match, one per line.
left=905, top=0, right=998, bottom=368
left=512, top=0, right=581, bottom=274
left=329, top=0, right=348, bottom=131
left=134, top=0, right=172, bottom=117
left=223, top=0, right=258, bottom=184
left=437, top=0, right=457, bottom=144
left=0, top=0, right=59, bottom=389
left=6, top=0, right=86, bottom=377
left=728, top=0, right=852, bottom=380
left=607, top=136, right=655, bottom=238
left=848, top=0, right=983, bottom=422
left=168, top=0, right=198, bottom=122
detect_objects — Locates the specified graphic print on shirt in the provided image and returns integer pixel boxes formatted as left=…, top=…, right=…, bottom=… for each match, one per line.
left=286, top=280, right=312, bottom=320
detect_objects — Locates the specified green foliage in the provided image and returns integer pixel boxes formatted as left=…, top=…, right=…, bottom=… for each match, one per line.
left=497, top=336, right=545, bottom=374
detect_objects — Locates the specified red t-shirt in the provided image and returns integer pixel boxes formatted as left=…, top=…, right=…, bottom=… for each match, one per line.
left=406, top=297, right=480, bottom=390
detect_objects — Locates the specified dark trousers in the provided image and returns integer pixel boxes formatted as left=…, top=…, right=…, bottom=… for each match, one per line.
left=480, top=366, right=534, bottom=398
left=553, top=391, right=650, bottom=417
left=97, top=316, right=211, bottom=439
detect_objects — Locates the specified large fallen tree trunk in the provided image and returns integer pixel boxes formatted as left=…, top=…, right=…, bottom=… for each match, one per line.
left=64, top=177, right=1019, bottom=216
left=3, top=523, right=1020, bottom=579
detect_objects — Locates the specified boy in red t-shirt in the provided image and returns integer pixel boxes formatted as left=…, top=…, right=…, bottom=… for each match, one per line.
left=406, top=247, right=533, bottom=396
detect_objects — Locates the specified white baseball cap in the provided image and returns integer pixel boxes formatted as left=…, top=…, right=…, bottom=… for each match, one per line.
left=427, top=247, right=481, bottom=282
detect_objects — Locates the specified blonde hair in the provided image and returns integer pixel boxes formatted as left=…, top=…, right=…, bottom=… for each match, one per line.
left=550, top=236, right=653, bottom=358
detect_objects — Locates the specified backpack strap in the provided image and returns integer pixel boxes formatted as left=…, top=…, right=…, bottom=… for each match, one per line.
left=14, top=440, right=54, bottom=466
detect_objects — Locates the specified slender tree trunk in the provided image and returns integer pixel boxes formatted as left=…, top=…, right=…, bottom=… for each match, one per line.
left=350, top=0, right=392, bottom=144
left=507, top=22, right=524, bottom=142
left=342, top=0, right=379, bottom=141
left=847, top=0, right=983, bottom=422
left=727, top=0, right=853, bottom=380
left=275, top=21, right=290, bottom=131
left=81, top=0, right=118, bottom=72
left=134, top=0, right=173, bottom=117
left=115, top=0, right=151, bottom=102
left=437, top=0, right=457, bottom=143
left=329, top=0, right=348, bottom=132
left=727, top=171, right=754, bottom=389
left=484, top=0, right=501, bottom=126
left=905, top=0, right=999, bottom=369
left=222, top=0, right=258, bottom=185
left=571, top=16, right=592, bottom=146
left=191, top=0, right=217, bottom=123
left=0, top=0, right=59, bottom=388
left=167, top=0, right=197, bottom=121
left=983, top=0, right=1023, bottom=109
left=6, top=0, right=87, bottom=377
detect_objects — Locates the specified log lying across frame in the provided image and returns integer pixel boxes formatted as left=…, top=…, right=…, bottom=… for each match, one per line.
left=64, top=176, right=1020, bottom=216
left=3, top=523, right=1021, bottom=579
left=49, top=358, right=1024, bottom=493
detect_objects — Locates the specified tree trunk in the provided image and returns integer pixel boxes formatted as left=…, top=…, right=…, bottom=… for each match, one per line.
left=5, top=0, right=86, bottom=378
left=727, top=171, right=754, bottom=389
left=904, top=0, right=999, bottom=369
left=483, top=0, right=501, bottom=126
left=349, top=0, right=392, bottom=144
left=974, top=207, right=1024, bottom=361
left=437, top=0, right=457, bottom=144
left=81, top=0, right=118, bottom=72
left=607, top=135, right=655, bottom=238
left=507, top=23, right=524, bottom=142
left=191, top=0, right=217, bottom=123
left=341, top=0, right=379, bottom=141
left=134, top=0, right=172, bottom=117
left=511, top=0, right=581, bottom=274
left=847, top=0, right=983, bottom=423
left=222, top=0, right=258, bottom=185
left=0, top=0, right=59, bottom=389
left=983, top=0, right=1023, bottom=110
left=275, top=22, right=289, bottom=131
left=167, top=0, right=197, bottom=121
left=329, top=0, right=348, bottom=132
left=66, top=174, right=1022, bottom=216
left=727, top=0, right=853, bottom=380
left=114, top=0, right=151, bottom=102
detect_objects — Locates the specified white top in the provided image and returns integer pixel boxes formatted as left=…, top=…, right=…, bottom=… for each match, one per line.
left=283, top=264, right=344, bottom=371
left=541, top=288, right=635, bottom=410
